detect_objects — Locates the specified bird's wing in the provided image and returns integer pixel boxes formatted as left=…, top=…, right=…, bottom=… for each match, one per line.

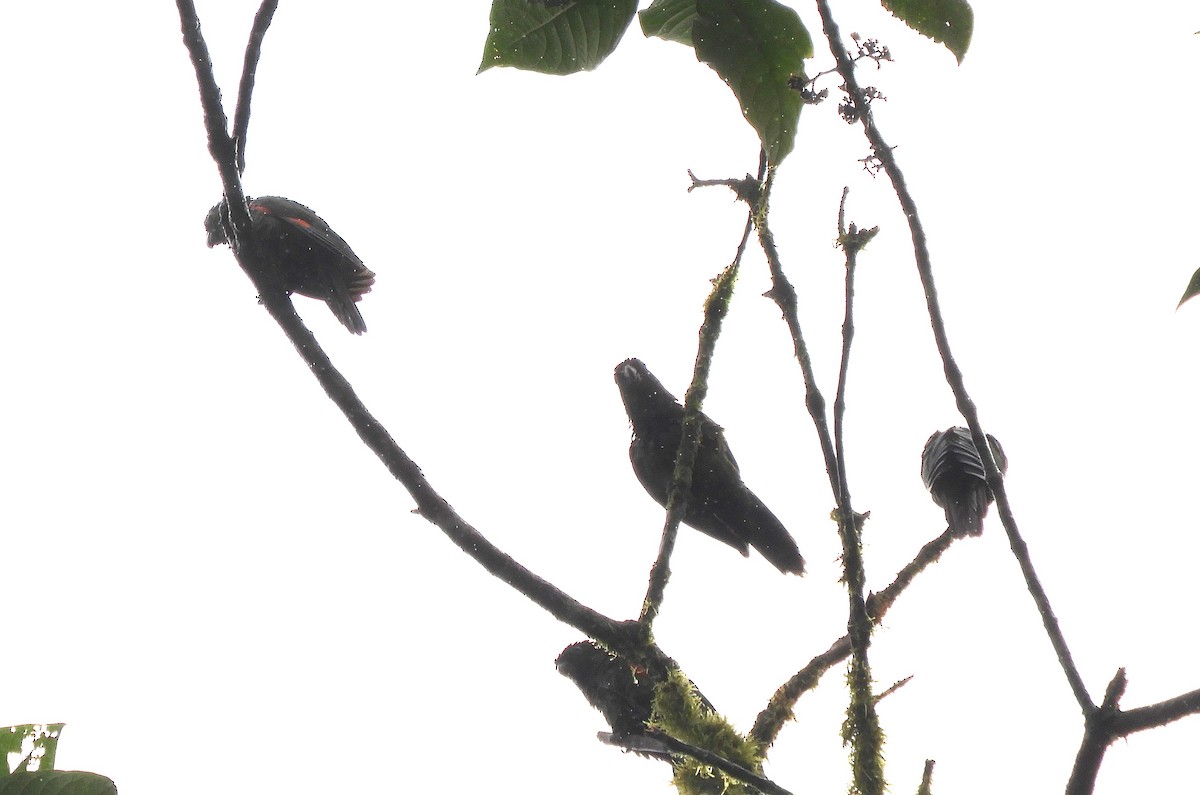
left=984, top=434, right=1008, bottom=474
left=728, top=489, right=805, bottom=575
left=630, top=437, right=751, bottom=556
left=250, top=196, right=367, bottom=269
left=922, top=427, right=1007, bottom=490
left=692, top=453, right=803, bottom=574
left=699, top=414, right=739, bottom=476
left=921, top=428, right=979, bottom=488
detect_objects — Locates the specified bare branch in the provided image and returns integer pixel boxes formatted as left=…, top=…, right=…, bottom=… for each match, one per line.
left=1113, top=684, right=1200, bottom=735
left=916, top=759, right=934, bottom=795
left=750, top=527, right=962, bottom=746
left=875, top=675, right=913, bottom=703
left=640, top=155, right=769, bottom=625
left=1065, top=669, right=1126, bottom=795
left=176, top=0, right=249, bottom=237
left=832, top=186, right=857, bottom=513
left=232, top=0, right=280, bottom=174
left=752, top=633, right=849, bottom=746
left=1067, top=669, right=1200, bottom=794
left=812, top=0, right=1095, bottom=715
left=760, top=176, right=883, bottom=792
left=640, top=256, right=745, bottom=625
left=758, top=173, right=840, bottom=500
left=865, top=528, right=957, bottom=620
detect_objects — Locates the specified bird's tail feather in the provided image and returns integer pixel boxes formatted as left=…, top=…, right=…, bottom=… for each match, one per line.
left=738, top=494, right=805, bottom=575
left=946, top=493, right=987, bottom=537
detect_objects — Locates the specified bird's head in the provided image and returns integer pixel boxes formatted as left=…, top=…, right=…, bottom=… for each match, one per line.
left=614, top=358, right=681, bottom=429
left=615, top=358, right=649, bottom=388
left=616, top=358, right=660, bottom=404
left=203, top=201, right=230, bottom=248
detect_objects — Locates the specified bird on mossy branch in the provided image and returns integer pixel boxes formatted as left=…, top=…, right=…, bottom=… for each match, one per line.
left=204, top=196, right=376, bottom=334
left=555, top=641, right=671, bottom=759
left=614, top=358, right=805, bottom=575
left=920, top=426, right=1008, bottom=537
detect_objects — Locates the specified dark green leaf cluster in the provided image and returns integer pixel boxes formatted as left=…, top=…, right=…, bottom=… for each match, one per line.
left=479, top=0, right=972, bottom=165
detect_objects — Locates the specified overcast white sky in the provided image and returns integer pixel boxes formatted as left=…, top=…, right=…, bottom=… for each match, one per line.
left=2, top=1, right=1199, bottom=793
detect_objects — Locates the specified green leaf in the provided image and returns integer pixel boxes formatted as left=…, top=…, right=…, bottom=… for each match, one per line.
left=0, top=772, right=116, bottom=795
left=639, top=0, right=697, bottom=47
left=479, top=0, right=639, bottom=75
left=0, top=731, right=23, bottom=760
left=0, top=726, right=64, bottom=776
left=694, top=0, right=812, bottom=166
left=1178, top=266, right=1200, bottom=308
left=880, top=0, right=973, bottom=63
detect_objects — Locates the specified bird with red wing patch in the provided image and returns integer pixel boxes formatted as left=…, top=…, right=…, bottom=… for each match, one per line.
left=204, top=196, right=376, bottom=334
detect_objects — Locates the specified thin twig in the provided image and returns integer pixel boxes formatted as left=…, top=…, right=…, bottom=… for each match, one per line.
left=812, top=0, right=1095, bottom=715
left=687, top=169, right=761, bottom=204
left=751, top=633, right=850, bottom=747
left=759, top=173, right=882, bottom=791
left=831, top=193, right=883, bottom=794
left=232, top=0, right=279, bottom=174
left=1112, top=684, right=1200, bottom=735
left=833, top=186, right=856, bottom=514
left=639, top=155, right=766, bottom=626
left=640, top=262, right=737, bottom=625
left=917, top=759, right=934, bottom=795
left=758, top=172, right=840, bottom=499
left=864, top=528, right=957, bottom=620
left=874, top=675, right=913, bottom=703
left=176, top=0, right=249, bottom=238
left=750, top=527, right=960, bottom=746
left=640, top=225, right=752, bottom=626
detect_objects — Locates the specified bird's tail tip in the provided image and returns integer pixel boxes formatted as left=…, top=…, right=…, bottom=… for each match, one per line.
left=754, top=539, right=805, bottom=575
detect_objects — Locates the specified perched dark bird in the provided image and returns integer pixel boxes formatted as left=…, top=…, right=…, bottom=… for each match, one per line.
left=204, top=196, right=376, bottom=334
left=556, top=641, right=670, bottom=758
left=920, top=426, right=1008, bottom=537
left=614, top=358, right=804, bottom=575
